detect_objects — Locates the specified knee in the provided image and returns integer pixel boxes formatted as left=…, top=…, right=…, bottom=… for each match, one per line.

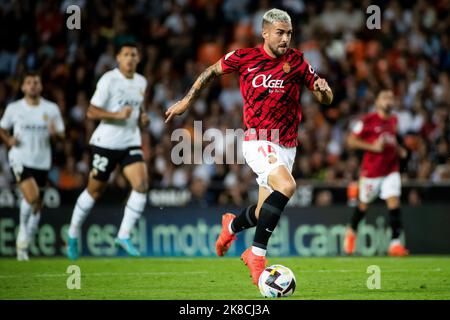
left=90, top=191, right=102, bottom=201
left=27, top=196, right=41, bottom=211
left=276, top=179, right=296, bottom=198
left=386, top=197, right=400, bottom=210
left=34, top=199, right=43, bottom=213
left=268, top=166, right=296, bottom=198
left=358, top=202, right=368, bottom=212
left=133, top=180, right=148, bottom=194
left=86, top=188, right=103, bottom=201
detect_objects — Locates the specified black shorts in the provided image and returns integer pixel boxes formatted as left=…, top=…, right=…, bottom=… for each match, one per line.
left=10, top=165, right=48, bottom=187
left=90, top=145, right=144, bottom=182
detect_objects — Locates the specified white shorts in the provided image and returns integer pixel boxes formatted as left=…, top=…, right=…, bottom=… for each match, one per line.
left=359, top=172, right=401, bottom=203
left=242, top=140, right=296, bottom=191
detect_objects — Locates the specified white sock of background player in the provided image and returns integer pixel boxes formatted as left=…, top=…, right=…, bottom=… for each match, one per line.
left=17, top=198, right=32, bottom=248
left=117, top=190, right=147, bottom=239
left=68, top=189, right=95, bottom=238
left=27, top=211, right=41, bottom=242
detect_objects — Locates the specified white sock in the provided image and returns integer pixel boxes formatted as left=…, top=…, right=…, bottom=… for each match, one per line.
left=251, top=246, right=266, bottom=257
left=228, top=221, right=235, bottom=235
left=390, top=238, right=401, bottom=246
left=27, top=211, right=41, bottom=241
left=68, top=189, right=95, bottom=238
left=117, top=190, right=147, bottom=239
left=17, top=199, right=32, bottom=248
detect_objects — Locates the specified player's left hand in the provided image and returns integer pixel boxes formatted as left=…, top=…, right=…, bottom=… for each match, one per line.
left=140, top=112, right=150, bottom=127
left=314, top=78, right=330, bottom=92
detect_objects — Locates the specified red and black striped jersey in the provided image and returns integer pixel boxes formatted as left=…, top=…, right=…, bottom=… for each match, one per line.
left=352, top=112, right=399, bottom=178
left=220, top=45, right=318, bottom=147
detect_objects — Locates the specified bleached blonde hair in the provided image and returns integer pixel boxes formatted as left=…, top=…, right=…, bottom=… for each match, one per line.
left=262, top=8, right=291, bottom=28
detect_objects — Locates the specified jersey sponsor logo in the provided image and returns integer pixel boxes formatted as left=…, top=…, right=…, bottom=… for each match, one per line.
left=118, top=99, right=141, bottom=108
left=20, top=124, right=48, bottom=132
left=252, top=74, right=285, bottom=89
left=247, top=66, right=258, bottom=72
left=117, top=88, right=143, bottom=108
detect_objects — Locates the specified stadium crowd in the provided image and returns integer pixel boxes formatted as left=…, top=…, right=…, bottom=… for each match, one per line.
left=0, top=0, right=449, bottom=206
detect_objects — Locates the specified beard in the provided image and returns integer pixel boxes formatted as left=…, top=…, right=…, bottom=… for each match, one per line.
left=378, top=104, right=392, bottom=115
left=384, top=104, right=393, bottom=113
left=268, top=43, right=288, bottom=57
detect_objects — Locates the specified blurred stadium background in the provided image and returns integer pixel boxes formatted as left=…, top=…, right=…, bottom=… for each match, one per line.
left=0, top=0, right=449, bottom=259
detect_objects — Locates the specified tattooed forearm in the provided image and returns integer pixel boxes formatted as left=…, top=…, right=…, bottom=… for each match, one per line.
left=184, top=62, right=222, bottom=105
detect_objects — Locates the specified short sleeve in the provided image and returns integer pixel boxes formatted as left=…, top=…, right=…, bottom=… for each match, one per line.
left=51, top=104, right=65, bottom=134
left=220, top=50, right=241, bottom=74
left=295, top=54, right=319, bottom=91
left=0, top=104, right=14, bottom=130
left=351, top=119, right=364, bottom=137
left=142, top=77, right=148, bottom=93
left=90, top=74, right=111, bottom=108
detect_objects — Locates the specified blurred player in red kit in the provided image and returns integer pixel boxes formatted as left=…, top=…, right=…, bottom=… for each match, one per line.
left=344, top=90, right=409, bottom=257
left=165, top=9, right=333, bottom=285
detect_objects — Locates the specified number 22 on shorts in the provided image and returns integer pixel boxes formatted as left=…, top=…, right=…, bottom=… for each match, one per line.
left=92, top=154, right=108, bottom=172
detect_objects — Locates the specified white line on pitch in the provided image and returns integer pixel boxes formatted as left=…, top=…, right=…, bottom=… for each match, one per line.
left=0, top=271, right=208, bottom=279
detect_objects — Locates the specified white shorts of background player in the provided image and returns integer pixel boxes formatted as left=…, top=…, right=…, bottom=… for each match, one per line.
left=358, top=171, right=402, bottom=203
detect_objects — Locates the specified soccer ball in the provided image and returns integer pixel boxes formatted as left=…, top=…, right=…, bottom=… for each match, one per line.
left=258, top=264, right=296, bottom=298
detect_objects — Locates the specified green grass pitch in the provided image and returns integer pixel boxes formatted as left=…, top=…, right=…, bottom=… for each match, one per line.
left=1, top=256, right=449, bottom=300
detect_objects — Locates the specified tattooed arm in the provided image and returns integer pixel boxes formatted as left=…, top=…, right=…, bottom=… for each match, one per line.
left=165, top=60, right=223, bottom=123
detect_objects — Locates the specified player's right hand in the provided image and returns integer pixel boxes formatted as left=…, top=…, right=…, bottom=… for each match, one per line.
left=165, top=99, right=189, bottom=123
left=48, top=119, right=57, bottom=136
left=372, top=137, right=384, bottom=153
left=116, top=106, right=133, bottom=120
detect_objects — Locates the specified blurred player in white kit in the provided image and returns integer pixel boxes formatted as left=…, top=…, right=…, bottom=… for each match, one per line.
left=0, top=72, right=65, bottom=261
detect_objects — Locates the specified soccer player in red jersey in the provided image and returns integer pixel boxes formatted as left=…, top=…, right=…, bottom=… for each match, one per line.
left=344, top=90, right=409, bottom=257
left=166, top=9, right=333, bottom=285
